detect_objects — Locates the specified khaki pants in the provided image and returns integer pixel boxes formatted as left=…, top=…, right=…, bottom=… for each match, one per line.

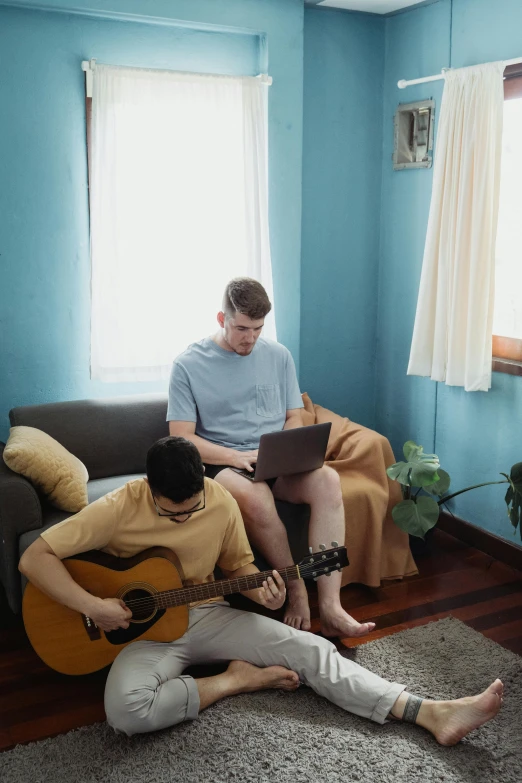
left=105, top=602, right=404, bottom=736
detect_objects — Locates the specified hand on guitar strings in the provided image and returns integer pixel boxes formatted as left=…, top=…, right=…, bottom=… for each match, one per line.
left=258, top=570, right=286, bottom=611
left=89, top=597, right=133, bottom=631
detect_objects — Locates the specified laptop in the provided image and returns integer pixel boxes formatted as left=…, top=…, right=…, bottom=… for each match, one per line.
left=229, top=422, right=332, bottom=482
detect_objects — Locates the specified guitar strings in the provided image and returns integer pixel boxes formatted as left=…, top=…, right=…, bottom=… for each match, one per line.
left=122, top=557, right=341, bottom=610
left=122, top=559, right=340, bottom=610
left=123, top=566, right=301, bottom=610
left=120, top=557, right=341, bottom=611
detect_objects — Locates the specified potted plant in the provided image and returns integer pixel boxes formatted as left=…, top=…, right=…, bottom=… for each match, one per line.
left=386, top=441, right=522, bottom=542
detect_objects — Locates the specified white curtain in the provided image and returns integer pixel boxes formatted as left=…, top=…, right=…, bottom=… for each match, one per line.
left=89, top=65, right=275, bottom=383
left=407, top=62, right=505, bottom=392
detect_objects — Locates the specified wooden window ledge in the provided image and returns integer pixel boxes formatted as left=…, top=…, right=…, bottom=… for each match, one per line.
left=492, top=357, right=522, bottom=377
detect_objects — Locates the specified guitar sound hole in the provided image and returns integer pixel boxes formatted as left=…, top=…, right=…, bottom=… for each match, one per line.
left=125, top=589, right=157, bottom=622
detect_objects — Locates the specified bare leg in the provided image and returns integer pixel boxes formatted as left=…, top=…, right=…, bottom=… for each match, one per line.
left=215, top=469, right=311, bottom=631
left=197, top=661, right=300, bottom=711
left=274, top=466, right=376, bottom=638
left=390, top=680, right=504, bottom=745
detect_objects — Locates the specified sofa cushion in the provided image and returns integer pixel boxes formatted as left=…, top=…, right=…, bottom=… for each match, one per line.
left=4, top=426, right=89, bottom=512
left=18, top=474, right=144, bottom=556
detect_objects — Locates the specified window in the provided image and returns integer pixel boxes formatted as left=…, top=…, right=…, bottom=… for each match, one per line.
left=85, top=65, right=275, bottom=383
left=492, top=64, right=522, bottom=376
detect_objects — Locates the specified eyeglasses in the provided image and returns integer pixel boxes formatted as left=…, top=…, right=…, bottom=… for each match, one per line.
left=152, top=487, right=206, bottom=521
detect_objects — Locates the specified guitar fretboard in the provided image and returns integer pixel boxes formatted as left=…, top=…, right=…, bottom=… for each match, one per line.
left=127, top=565, right=300, bottom=610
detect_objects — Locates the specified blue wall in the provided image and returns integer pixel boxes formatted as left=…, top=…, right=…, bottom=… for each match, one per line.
left=377, top=0, right=522, bottom=543
left=2, top=0, right=521, bottom=546
left=300, top=8, right=384, bottom=427
left=0, top=0, right=304, bottom=441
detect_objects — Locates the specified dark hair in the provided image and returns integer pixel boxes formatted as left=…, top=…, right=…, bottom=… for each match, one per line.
left=146, top=437, right=204, bottom=503
left=222, top=277, right=272, bottom=320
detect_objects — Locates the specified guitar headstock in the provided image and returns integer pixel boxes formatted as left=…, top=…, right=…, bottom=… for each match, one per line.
left=297, top=542, right=349, bottom=581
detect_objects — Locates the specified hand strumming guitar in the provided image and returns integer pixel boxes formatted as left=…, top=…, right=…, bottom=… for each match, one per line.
left=90, top=597, right=133, bottom=631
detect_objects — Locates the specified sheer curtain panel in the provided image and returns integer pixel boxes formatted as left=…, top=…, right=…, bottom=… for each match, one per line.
left=407, top=62, right=505, bottom=392
left=89, top=65, right=275, bottom=383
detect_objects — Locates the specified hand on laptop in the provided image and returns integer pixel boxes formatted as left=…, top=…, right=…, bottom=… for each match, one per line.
left=231, top=449, right=258, bottom=472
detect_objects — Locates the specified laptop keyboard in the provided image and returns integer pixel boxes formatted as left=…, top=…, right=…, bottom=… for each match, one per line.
left=230, top=465, right=256, bottom=480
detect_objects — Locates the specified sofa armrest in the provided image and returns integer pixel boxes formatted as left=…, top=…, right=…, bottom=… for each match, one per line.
left=0, top=443, right=43, bottom=613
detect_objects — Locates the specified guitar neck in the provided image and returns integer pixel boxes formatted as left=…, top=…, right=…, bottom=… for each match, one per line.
left=150, top=564, right=301, bottom=610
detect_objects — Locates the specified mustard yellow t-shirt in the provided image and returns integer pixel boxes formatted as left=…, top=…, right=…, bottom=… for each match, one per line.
left=41, top=477, right=254, bottom=607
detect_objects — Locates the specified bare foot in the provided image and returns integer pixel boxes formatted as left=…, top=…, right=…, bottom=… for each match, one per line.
left=225, top=660, right=300, bottom=695
left=420, top=679, right=504, bottom=746
left=320, top=606, right=376, bottom=638
left=284, top=581, right=311, bottom=631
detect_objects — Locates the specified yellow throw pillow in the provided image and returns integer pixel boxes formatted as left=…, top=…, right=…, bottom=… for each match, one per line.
left=3, top=426, right=89, bottom=512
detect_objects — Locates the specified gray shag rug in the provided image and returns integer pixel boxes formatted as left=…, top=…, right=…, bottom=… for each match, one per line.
left=1, top=617, right=521, bottom=783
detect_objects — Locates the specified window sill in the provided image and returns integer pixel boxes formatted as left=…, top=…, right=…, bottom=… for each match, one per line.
left=492, top=357, right=522, bottom=376
left=492, top=336, right=522, bottom=375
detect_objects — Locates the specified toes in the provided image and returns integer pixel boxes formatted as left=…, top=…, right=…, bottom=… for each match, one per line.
left=285, top=614, right=310, bottom=631
left=355, top=623, right=374, bottom=637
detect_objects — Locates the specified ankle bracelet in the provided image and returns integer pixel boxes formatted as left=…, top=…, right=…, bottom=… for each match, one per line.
left=402, top=694, right=423, bottom=724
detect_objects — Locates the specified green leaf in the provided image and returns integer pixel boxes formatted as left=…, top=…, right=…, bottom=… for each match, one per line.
left=387, top=441, right=441, bottom=488
left=391, top=496, right=440, bottom=539
left=424, top=469, right=451, bottom=497
left=504, top=462, right=522, bottom=538
left=403, top=440, right=420, bottom=461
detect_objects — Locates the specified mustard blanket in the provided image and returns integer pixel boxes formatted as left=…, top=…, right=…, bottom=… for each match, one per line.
left=302, top=393, right=418, bottom=587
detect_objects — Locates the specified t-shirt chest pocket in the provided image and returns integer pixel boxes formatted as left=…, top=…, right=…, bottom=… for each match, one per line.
left=256, top=384, right=283, bottom=418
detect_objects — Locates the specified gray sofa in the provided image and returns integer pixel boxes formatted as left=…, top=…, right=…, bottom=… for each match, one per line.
left=0, top=393, right=309, bottom=613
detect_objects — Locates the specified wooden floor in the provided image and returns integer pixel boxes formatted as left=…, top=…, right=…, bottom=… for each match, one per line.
left=1, top=528, right=521, bottom=752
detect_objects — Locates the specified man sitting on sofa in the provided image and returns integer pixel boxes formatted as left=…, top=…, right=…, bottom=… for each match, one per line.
left=19, top=436, right=503, bottom=741
left=167, top=277, right=374, bottom=638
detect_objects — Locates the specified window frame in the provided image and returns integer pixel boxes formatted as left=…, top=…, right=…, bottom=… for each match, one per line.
left=84, top=76, right=522, bottom=376
left=492, top=64, right=522, bottom=376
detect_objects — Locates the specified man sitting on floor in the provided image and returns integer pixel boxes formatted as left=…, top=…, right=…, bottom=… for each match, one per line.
left=19, top=437, right=503, bottom=742
left=167, top=277, right=375, bottom=638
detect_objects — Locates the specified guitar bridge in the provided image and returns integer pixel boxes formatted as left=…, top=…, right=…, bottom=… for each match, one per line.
left=82, top=613, right=101, bottom=641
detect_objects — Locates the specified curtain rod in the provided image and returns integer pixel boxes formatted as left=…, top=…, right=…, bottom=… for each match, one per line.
left=81, top=59, right=272, bottom=98
left=398, top=56, right=522, bottom=89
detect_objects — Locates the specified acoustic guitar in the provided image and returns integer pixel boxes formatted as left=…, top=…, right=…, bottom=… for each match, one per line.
left=23, top=544, right=349, bottom=675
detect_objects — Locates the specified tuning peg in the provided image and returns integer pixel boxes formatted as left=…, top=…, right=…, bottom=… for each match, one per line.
left=331, top=541, right=339, bottom=548
left=319, top=544, right=326, bottom=551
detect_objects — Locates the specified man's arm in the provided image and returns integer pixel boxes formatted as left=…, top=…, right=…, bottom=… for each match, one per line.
left=169, top=421, right=258, bottom=472
left=283, top=408, right=303, bottom=431
left=19, top=537, right=132, bottom=631
left=221, top=562, right=286, bottom=610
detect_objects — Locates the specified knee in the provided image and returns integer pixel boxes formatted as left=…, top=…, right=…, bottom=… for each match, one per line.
left=105, top=668, right=163, bottom=736
left=312, top=465, right=342, bottom=506
left=106, top=709, right=136, bottom=736
left=105, top=689, right=152, bottom=736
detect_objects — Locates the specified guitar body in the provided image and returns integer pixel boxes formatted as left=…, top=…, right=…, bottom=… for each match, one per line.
left=23, top=547, right=189, bottom=676
left=23, top=543, right=349, bottom=677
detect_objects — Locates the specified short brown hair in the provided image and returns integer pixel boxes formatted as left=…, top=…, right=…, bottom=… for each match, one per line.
left=222, top=277, right=272, bottom=320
